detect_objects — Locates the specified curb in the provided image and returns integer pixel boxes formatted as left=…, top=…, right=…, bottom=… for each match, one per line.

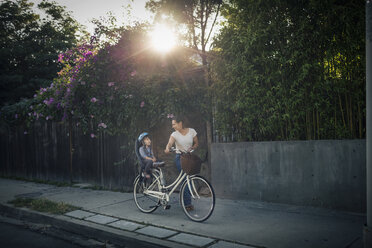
left=0, top=203, right=191, bottom=248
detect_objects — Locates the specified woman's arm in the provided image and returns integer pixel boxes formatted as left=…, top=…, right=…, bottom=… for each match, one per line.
left=191, top=135, right=199, bottom=151
left=164, top=135, right=176, bottom=153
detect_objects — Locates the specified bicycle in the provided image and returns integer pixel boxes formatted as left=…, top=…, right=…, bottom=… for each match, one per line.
left=133, top=148, right=215, bottom=222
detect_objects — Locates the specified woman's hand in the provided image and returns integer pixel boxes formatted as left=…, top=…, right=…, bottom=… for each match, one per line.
left=164, top=147, right=170, bottom=154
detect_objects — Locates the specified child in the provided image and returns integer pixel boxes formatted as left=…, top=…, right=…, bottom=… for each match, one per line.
left=139, top=135, right=164, bottom=178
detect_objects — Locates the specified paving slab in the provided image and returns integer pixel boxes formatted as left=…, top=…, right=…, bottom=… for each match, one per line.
left=65, top=210, right=96, bottom=219
left=168, top=233, right=215, bottom=247
left=107, top=220, right=145, bottom=231
left=135, top=226, right=178, bottom=238
left=84, top=214, right=118, bottom=225
left=209, top=241, right=256, bottom=248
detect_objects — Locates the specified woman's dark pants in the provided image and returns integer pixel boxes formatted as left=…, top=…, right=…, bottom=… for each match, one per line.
left=175, top=154, right=192, bottom=206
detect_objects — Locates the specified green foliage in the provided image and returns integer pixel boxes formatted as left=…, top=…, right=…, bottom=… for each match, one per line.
left=211, top=0, right=365, bottom=141
left=0, top=0, right=81, bottom=106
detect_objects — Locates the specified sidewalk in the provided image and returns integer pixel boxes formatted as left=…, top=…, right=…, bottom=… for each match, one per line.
left=0, top=178, right=364, bottom=248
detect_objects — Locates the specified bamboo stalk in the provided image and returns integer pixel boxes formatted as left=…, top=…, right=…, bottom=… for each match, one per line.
left=313, top=109, right=316, bottom=139
left=338, top=94, right=346, bottom=128
left=345, top=93, right=349, bottom=133
left=334, top=104, right=337, bottom=139
left=317, top=109, right=320, bottom=139
left=306, top=111, right=310, bottom=139
left=349, top=95, right=353, bottom=137
left=358, top=102, right=362, bottom=138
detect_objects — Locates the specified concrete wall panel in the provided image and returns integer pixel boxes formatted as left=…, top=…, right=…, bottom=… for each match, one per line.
left=211, top=140, right=366, bottom=213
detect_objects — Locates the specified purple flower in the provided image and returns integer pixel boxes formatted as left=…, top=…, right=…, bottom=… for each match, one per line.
left=108, top=82, right=115, bottom=87
left=85, top=51, right=93, bottom=57
left=15, top=114, right=18, bottom=119
left=91, top=97, right=97, bottom=103
left=62, top=112, right=67, bottom=121
left=90, top=115, right=94, bottom=119
left=58, top=53, right=64, bottom=63
left=90, top=133, right=95, bottom=138
left=57, top=102, right=62, bottom=110
left=46, top=116, right=52, bottom=120
left=98, top=122, right=107, bottom=128
left=44, top=98, right=54, bottom=106
left=131, top=71, right=137, bottom=77
left=140, top=101, right=145, bottom=108
left=24, top=131, right=28, bottom=135
left=167, top=113, right=174, bottom=119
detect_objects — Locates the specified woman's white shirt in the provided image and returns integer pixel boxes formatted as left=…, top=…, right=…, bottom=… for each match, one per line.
left=171, top=128, right=197, bottom=153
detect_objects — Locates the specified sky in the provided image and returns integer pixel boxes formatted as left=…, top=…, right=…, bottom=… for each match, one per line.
left=31, top=0, right=154, bottom=34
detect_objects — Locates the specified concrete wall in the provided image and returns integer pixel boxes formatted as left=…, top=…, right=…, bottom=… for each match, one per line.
left=211, top=140, right=366, bottom=213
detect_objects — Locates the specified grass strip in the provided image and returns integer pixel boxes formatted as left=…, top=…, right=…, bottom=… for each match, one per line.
left=8, top=197, right=81, bottom=215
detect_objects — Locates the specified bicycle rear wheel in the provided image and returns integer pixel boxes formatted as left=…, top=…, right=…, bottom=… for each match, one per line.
left=180, top=175, right=215, bottom=222
left=133, top=175, right=160, bottom=213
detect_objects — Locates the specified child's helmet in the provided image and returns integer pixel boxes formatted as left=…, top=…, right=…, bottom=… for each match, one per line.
left=138, top=132, right=149, bottom=142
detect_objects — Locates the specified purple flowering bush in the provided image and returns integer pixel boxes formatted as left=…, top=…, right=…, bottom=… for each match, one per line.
left=1, top=24, right=208, bottom=139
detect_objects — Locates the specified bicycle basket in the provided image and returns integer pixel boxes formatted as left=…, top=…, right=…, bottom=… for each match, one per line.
left=181, top=153, right=202, bottom=175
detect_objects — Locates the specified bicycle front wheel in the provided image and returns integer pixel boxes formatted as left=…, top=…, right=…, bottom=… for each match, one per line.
left=180, top=175, right=215, bottom=222
left=133, top=175, right=159, bottom=213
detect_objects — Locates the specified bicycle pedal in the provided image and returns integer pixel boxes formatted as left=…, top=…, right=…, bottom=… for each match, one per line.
left=163, top=205, right=171, bottom=210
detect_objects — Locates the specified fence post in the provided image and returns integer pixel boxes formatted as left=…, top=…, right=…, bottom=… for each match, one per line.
left=69, top=116, right=73, bottom=183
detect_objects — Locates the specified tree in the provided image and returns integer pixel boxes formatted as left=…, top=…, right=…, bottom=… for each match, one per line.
left=0, top=0, right=80, bottom=106
left=146, top=0, right=222, bottom=180
left=210, top=0, right=365, bottom=141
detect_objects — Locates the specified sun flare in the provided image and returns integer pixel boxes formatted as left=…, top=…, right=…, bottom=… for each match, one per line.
left=151, top=24, right=176, bottom=52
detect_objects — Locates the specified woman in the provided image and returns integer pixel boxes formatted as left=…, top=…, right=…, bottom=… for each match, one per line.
left=164, top=116, right=199, bottom=211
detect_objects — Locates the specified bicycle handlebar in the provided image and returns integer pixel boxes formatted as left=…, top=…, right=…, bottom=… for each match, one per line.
left=169, top=147, right=194, bottom=154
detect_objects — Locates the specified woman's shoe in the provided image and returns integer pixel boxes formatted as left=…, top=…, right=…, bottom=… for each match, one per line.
left=185, top=205, right=194, bottom=211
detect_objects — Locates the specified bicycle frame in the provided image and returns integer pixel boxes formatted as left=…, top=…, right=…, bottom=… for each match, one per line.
left=142, top=168, right=199, bottom=204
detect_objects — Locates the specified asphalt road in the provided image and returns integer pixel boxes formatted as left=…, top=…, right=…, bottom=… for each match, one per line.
left=0, top=221, right=83, bottom=248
